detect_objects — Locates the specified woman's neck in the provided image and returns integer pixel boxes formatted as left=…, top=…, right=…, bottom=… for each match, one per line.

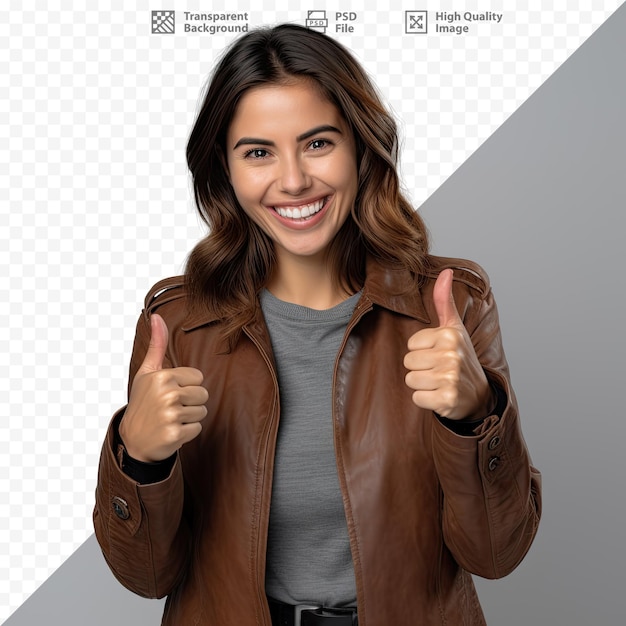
left=266, top=253, right=351, bottom=310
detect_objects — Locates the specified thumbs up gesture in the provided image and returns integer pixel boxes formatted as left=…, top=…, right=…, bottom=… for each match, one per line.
left=119, top=314, right=209, bottom=462
left=404, top=269, right=493, bottom=420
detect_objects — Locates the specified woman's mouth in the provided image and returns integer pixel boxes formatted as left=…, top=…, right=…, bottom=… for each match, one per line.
left=273, top=197, right=327, bottom=221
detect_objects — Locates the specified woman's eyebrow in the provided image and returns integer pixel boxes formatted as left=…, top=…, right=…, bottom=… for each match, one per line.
left=232, top=124, right=342, bottom=150
left=233, top=137, right=274, bottom=149
left=296, top=124, right=342, bottom=142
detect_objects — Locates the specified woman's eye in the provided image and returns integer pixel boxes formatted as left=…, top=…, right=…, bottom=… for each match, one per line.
left=245, top=148, right=269, bottom=159
left=309, top=139, right=329, bottom=150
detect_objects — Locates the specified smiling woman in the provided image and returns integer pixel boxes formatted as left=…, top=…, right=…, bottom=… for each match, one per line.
left=93, top=23, right=541, bottom=626
left=226, top=82, right=358, bottom=307
left=183, top=24, right=431, bottom=342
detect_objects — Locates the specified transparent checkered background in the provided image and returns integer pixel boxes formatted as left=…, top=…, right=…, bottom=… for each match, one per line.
left=0, top=0, right=620, bottom=621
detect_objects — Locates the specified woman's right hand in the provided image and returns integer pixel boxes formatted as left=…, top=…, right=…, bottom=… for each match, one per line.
left=118, top=313, right=209, bottom=462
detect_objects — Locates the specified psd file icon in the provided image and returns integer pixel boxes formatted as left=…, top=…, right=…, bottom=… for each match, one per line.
left=306, top=10, right=329, bottom=33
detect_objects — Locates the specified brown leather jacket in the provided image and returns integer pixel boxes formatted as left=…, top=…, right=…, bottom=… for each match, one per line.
left=93, top=255, right=541, bottom=625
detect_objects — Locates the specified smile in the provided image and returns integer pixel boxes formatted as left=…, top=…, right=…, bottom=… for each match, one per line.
left=273, top=197, right=327, bottom=220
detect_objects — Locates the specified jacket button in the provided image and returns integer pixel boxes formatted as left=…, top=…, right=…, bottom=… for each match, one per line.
left=488, top=456, right=500, bottom=471
left=488, top=436, right=501, bottom=450
left=112, top=496, right=130, bottom=520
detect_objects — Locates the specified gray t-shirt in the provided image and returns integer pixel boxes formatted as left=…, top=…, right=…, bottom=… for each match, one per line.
left=260, top=288, right=361, bottom=608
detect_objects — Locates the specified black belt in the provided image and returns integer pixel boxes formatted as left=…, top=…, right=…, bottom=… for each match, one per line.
left=268, top=597, right=358, bottom=626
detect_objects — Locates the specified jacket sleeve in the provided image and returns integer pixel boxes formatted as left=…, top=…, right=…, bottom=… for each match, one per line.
left=93, top=310, right=191, bottom=598
left=431, top=285, right=542, bottom=579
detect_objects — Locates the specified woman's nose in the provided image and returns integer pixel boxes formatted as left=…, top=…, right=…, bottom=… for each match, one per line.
left=278, top=156, right=311, bottom=194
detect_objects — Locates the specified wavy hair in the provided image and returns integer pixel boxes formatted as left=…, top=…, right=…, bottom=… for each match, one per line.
left=185, top=23, right=429, bottom=340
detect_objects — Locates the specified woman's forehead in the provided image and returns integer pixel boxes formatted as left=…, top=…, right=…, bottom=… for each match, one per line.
left=228, top=81, right=346, bottom=139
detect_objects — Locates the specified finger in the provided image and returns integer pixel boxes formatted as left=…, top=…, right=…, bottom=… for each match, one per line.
left=407, top=325, right=463, bottom=353
left=404, top=369, right=438, bottom=392
left=408, top=389, right=439, bottom=411
left=179, top=404, right=208, bottom=423
left=405, top=367, right=460, bottom=393
left=177, top=385, right=209, bottom=407
left=169, top=366, right=205, bottom=388
left=406, top=327, right=438, bottom=351
left=179, top=421, right=203, bottom=445
left=403, top=349, right=440, bottom=372
left=433, top=269, right=461, bottom=328
left=410, top=388, right=458, bottom=416
left=140, top=314, right=169, bottom=373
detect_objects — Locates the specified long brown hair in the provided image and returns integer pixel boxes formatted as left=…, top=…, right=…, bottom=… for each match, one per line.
left=185, top=23, right=429, bottom=340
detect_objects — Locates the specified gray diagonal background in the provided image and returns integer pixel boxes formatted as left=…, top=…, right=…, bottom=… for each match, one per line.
left=6, top=3, right=626, bottom=625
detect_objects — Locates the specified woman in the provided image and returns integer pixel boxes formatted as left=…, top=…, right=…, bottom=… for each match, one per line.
left=94, top=23, right=541, bottom=626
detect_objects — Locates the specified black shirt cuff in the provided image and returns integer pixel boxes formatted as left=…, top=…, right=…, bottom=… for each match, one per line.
left=112, top=413, right=177, bottom=484
left=121, top=450, right=176, bottom=484
left=436, top=380, right=507, bottom=436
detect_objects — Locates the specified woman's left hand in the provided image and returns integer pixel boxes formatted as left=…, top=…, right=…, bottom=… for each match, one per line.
left=403, top=269, right=494, bottom=420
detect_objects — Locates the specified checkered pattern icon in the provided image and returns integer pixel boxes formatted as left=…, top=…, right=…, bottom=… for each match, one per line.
left=152, top=10, right=175, bottom=34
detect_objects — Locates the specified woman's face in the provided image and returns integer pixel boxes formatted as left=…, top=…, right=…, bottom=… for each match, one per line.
left=226, top=80, right=358, bottom=266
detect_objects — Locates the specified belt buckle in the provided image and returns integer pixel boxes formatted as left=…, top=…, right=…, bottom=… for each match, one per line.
left=294, top=603, right=321, bottom=626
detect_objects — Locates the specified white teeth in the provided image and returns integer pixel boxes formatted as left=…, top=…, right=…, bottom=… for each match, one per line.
left=275, top=198, right=325, bottom=220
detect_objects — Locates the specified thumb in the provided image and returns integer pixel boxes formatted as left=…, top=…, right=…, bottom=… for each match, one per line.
left=140, top=313, right=169, bottom=372
left=433, top=269, right=461, bottom=327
